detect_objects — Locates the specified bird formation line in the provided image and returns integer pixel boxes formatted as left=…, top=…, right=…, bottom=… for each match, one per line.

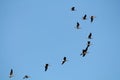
left=8, top=5, right=96, bottom=79
left=70, top=6, right=95, bottom=57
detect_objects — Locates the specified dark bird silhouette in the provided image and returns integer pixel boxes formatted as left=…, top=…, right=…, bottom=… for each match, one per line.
left=90, top=16, right=95, bottom=22
left=87, top=41, right=91, bottom=47
left=61, top=57, right=67, bottom=65
left=23, top=75, right=30, bottom=79
left=45, top=64, right=49, bottom=71
left=88, top=33, right=92, bottom=39
left=81, top=49, right=87, bottom=57
left=83, top=14, right=87, bottom=20
left=76, top=22, right=80, bottom=29
left=81, top=42, right=91, bottom=57
left=71, top=7, right=75, bottom=11
left=9, top=69, right=13, bottom=78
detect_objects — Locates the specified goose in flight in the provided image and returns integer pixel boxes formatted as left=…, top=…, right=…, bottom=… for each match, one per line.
left=83, top=14, right=87, bottom=20
left=88, top=33, right=92, bottom=39
left=45, top=64, right=49, bottom=71
left=76, top=22, right=80, bottom=29
left=71, top=7, right=75, bottom=11
left=23, top=75, right=30, bottom=79
left=61, top=57, right=67, bottom=65
left=81, top=48, right=88, bottom=57
left=87, top=41, right=91, bottom=47
left=9, top=69, right=13, bottom=78
left=90, top=16, right=95, bottom=22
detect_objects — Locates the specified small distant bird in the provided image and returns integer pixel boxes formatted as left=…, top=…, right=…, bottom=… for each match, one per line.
left=9, top=69, right=13, bottom=78
left=23, top=75, right=30, bottom=79
left=76, top=22, right=80, bottom=29
left=88, top=33, right=92, bottom=39
left=71, top=7, right=75, bottom=11
left=45, top=64, right=49, bottom=71
left=90, top=16, right=95, bottom=22
left=87, top=41, right=91, bottom=47
left=83, top=14, right=87, bottom=20
left=61, top=57, right=67, bottom=65
left=81, top=49, right=87, bottom=57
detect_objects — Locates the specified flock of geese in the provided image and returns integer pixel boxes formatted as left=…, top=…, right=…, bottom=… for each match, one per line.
left=71, top=6, right=95, bottom=57
left=8, top=6, right=95, bottom=79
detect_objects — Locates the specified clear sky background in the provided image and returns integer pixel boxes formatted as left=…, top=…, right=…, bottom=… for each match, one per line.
left=0, top=0, right=120, bottom=80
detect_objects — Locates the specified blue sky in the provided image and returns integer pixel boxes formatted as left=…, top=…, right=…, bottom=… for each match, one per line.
left=0, top=0, right=120, bottom=80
